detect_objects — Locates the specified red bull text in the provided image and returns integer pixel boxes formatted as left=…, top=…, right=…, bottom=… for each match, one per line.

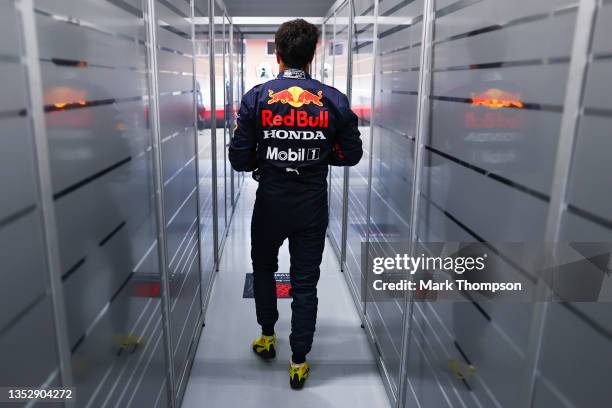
left=261, top=109, right=329, bottom=128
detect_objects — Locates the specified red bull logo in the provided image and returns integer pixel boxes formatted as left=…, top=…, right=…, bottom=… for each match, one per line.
left=471, top=88, right=524, bottom=110
left=261, top=109, right=329, bottom=128
left=268, top=86, right=324, bottom=108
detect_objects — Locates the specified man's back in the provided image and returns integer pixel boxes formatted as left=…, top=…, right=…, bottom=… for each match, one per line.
left=228, top=68, right=362, bottom=193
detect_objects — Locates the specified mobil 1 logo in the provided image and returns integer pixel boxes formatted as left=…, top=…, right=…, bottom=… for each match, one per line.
left=266, top=146, right=320, bottom=162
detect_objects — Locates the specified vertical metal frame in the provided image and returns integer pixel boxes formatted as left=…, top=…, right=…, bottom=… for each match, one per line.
left=189, top=0, right=205, bottom=319
left=520, top=0, right=598, bottom=406
left=229, top=24, right=235, bottom=209
left=221, top=15, right=227, bottom=235
left=340, top=0, right=355, bottom=269
left=341, top=0, right=398, bottom=405
left=209, top=0, right=220, bottom=269
left=397, top=0, right=435, bottom=407
left=16, top=0, right=74, bottom=399
left=331, top=11, right=337, bottom=88
left=143, top=0, right=177, bottom=405
left=241, top=32, right=245, bottom=100
left=214, top=1, right=236, bottom=259
left=221, top=13, right=230, bottom=236
left=328, top=9, right=338, bottom=254
left=363, top=0, right=379, bottom=316
left=320, top=19, right=326, bottom=81
left=544, top=0, right=598, bottom=243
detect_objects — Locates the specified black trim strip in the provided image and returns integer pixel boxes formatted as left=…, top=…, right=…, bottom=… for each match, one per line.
left=34, top=9, right=107, bottom=41
left=382, top=0, right=417, bottom=16
left=423, top=193, right=537, bottom=284
left=106, top=0, right=143, bottom=18
left=353, top=40, right=373, bottom=52
left=381, top=67, right=420, bottom=74
left=379, top=19, right=420, bottom=40
left=461, top=378, right=473, bottom=391
left=560, top=302, right=612, bottom=343
left=99, top=221, right=126, bottom=247
left=380, top=43, right=418, bottom=56
left=426, top=145, right=549, bottom=202
left=34, top=8, right=115, bottom=40
left=159, top=89, right=194, bottom=97
left=0, top=54, right=20, bottom=63
left=359, top=4, right=375, bottom=16
left=71, top=334, right=85, bottom=353
left=435, top=3, right=577, bottom=44
left=160, top=22, right=190, bottom=39
left=385, top=89, right=418, bottom=95
left=45, top=98, right=111, bottom=113
left=158, top=0, right=188, bottom=18
left=42, top=58, right=141, bottom=71
left=0, top=204, right=36, bottom=229
left=336, top=25, right=348, bottom=36
left=159, top=45, right=189, bottom=57
left=355, top=24, right=374, bottom=35
left=436, top=0, right=484, bottom=19
left=454, top=340, right=473, bottom=365
left=584, top=106, right=612, bottom=118
left=447, top=277, right=491, bottom=322
left=423, top=202, right=612, bottom=347
left=53, top=156, right=132, bottom=200
left=49, top=58, right=89, bottom=68
left=594, top=52, right=612, bottom=61
left=62, top=258, right=86, bottom=281
left=470, top=299, right=492, bottom=321
left=44, top=95, right=143, bottom=113
left=0, top=108, right=27, bottom=119
left=70, top=272, right=134, bottom=353
left=567, top=204, right=612, bottom=231
left=110, top=272, right=134, bottom=303
left=433, top=56, right=571, bottom=72
left=430, top=94, right=563, bottom=113
left=35, top=7, right=146, bottom=46
left=194, top=4, right=207, bottom=18
left=435, top=12, right=551, bottom=46
left=0, top=293, right=46, bottom=337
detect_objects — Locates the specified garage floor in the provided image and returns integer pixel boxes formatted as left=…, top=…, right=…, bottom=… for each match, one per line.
left=182, top=179, right=389, bottom=408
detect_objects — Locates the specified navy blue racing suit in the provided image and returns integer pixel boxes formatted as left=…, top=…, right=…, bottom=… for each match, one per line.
left=229, top=68, right=362, bottom=362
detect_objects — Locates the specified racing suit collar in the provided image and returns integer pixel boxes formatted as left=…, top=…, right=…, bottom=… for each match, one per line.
left=278, top=68, right=310, bottom=80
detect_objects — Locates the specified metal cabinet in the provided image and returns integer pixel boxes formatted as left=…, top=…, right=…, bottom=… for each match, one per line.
left=1, top=0, right=241, bottom=406
left=0, top=0, right=64, bottom=394
left=322, top=0, right=612, bottom=407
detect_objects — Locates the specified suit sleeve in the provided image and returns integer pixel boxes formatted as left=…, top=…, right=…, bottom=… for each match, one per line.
left=329, top=95, right=363, bottom=167
left=229, top=90, right=258, bottom=172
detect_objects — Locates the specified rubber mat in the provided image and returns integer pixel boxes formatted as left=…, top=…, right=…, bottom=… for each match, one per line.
left=243, top=273, right=292, bottom=298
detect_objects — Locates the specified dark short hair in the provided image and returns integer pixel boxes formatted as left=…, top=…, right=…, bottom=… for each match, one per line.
left=275, top=19, right=320, bottom=69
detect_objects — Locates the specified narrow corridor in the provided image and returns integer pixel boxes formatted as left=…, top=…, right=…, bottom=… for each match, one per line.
left=182, top=180, right=389, bottom=407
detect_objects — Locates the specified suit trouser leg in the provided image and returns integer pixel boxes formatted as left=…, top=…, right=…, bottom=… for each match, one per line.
left=288, top=220, right=327, bottom=362
left=251, top=193, right=285, bottom=335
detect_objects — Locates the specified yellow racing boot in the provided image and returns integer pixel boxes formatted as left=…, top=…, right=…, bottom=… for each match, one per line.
left=289, top=360, right=310, bottom=389
left=252, top=334, right=276, bottom=360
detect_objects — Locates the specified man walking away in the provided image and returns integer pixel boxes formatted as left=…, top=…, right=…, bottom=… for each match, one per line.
left=229, top=19, right=362, bottom=389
